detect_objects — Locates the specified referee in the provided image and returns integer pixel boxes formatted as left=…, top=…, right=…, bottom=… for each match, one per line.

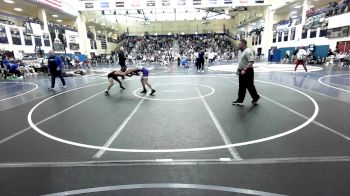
left=232, top=39, right=260, bottom=106
left=118, top=47, right=126, bottom=71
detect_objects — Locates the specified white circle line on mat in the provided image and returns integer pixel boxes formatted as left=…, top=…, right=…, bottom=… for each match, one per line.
left=27, top=75, right=319, bottom=153
left=0, top=82, right=38, bottom=102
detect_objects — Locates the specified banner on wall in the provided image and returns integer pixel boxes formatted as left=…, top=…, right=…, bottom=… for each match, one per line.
left=326, top=26, right=350, bottom=38
left=69, top=36, right=76, bottom=43
left=49, top=25, right=66, bottom=51
left=31, top=23, right=43, bottom=36
left=43, top=33, right=51, bottom=46
left=290, top=27, right=296, bottom=41
left=97, top=34, right=107, bottom=49
left=284, top=29, right=289, bottom=41
left=78, top=0, right=269, bottom=10
left=146, top=0, right=155, bottom=6
left=34, top=35, right=42, bottom=46
left=305, top=13, right=326, bottom=30
left=0, top=25, right=9, bottom=44
left=23, top=21, right=33, bottom=35
left=24, top=34, right=33, bottom=45
left=69, top=43, right=80, bottom=50
left=320, top=21, right=328, bottom=37
left=301, top=26, right=308, bottom=39
left=10, top=28, right=22, bottom=45
left=278, top=31, right=282, bottom=42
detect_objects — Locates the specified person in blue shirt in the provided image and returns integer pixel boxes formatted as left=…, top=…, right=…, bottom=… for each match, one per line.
left=1, top=56, right=9, bottom=79
left=8, top=60, right=21, bottom=77
left=48, top=50, right=66, bottom=89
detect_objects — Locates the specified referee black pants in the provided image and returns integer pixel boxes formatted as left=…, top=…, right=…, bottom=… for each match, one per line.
left=237, top=69, right=259, bottom=102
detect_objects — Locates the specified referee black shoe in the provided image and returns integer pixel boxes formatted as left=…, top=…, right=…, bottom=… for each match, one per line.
left=140, top=90, right=147, bottom=94
left=150, top=89, right=156, bottom=96
left=252, top=95, right=260, bottom=104
left=232, top=101, right=243, bottom=106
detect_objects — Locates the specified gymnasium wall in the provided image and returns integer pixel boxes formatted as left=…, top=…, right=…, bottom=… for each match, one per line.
left=118, top=19, right=235, bottom=35
left=271, top=12, right=350, bottom=59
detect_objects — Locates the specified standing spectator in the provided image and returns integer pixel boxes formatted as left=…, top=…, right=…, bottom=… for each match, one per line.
left=48, top=50, right=66, bottom=90
left=232, top=39, right=260, bottom=106
left=269, top=48, right=274, bottom=62
left=118, top=47, right=127, bottom=71
left=198, top=49, right=205, bottom=72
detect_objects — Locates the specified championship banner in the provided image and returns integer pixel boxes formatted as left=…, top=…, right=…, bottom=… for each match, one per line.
left=277, top=31, right=282, bottom=42
left=284, top=28, right=289, bottom=41
left=34, top=35, right=42, bottom=46
left=78, top=0, right=270, bottom=10
left=290, top=27, right=296, bottom=40
left=305, top=13, right=326, bottom=30
left=0, top=25, right=8, bottom=44
left=24, top=34, right=33, bottom=45
left=301, top=26, right=308, bottom=39
left=43, top=33, right=51, bottom=46
left=10, top=27, right=22, bottom=45
left=326, top=26, right=350, bottom=38
left=23, top=21, right=33, bottom=35
left=272, top=31, right=277, bottom=43
left=31, top=23, right=43, bottom=36
left=97, top=34, right=107, bottom=49
left=69, top=43, right=80, bottom=50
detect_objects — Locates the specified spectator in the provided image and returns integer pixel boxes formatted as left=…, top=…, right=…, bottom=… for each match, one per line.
left=118, top=47, right=127, bottom=71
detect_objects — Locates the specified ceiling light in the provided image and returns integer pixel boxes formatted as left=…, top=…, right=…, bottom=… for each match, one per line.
left=97, top=31, right=101, bottom=33
left=290, top=11, right=297, bottom=15
left=56, top=19, right=62, bottom=22
left=4, top=0, right=15, bottom=4
left=251, top=23, right=256, bottom=25
left=52, top=15, right=58, bottom=17
left=14, top=8, right=23, bottom=12
left=294, top=5, right=302, bottom=9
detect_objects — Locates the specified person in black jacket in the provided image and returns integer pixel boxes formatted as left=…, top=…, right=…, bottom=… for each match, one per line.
left=197, top=49, right=205, bottom=72
left=118, top=47, right=126, bottom=71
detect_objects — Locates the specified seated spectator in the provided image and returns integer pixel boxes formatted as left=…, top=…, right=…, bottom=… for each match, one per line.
left=1, top=55, right=9, bottom=79
left=327, top=48, right=335, bottom=57
left=18, top=60, right=36, bottom=77
left=8, top=60, right=21, bottom=77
